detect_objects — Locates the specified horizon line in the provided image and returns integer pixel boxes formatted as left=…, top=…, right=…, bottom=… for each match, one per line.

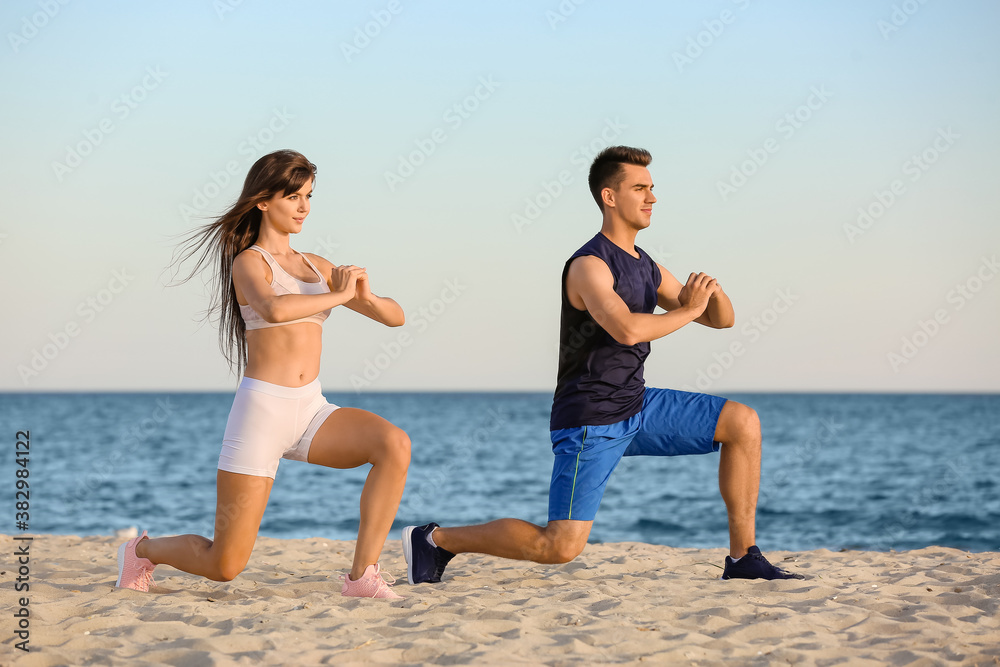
left=2, top=388, right=999, bottom=396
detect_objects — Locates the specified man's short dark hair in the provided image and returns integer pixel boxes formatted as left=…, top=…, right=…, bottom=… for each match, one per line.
left=588, top=146, right=652, bottom=211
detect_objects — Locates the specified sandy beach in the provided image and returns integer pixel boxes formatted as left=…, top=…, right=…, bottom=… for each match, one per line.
left=2, top=533, right=998, bottom=666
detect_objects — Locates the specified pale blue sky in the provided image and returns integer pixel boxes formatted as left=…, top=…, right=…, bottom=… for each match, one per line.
left=2, top=0, right=998, bottom=392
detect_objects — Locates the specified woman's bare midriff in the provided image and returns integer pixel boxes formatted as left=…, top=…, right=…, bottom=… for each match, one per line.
left=244, top=324, right=323, bottom=387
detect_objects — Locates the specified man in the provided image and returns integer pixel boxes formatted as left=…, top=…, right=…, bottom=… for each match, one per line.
left=404, top=145, right=802, bottom=583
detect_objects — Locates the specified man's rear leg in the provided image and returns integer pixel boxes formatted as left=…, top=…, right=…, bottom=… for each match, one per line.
left=404, top=519, right=593, bottom=584
left=434, top=519, right=592, bottom=564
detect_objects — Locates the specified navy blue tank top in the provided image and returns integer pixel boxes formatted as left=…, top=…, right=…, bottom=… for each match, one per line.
left=550, top=232, right=662, bottom=430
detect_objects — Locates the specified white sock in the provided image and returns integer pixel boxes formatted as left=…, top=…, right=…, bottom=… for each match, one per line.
left=427, top=528, right=438, bottom=549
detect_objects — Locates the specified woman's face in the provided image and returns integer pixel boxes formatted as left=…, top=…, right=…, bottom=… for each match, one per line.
left=259, top=178, right=313, bottom=234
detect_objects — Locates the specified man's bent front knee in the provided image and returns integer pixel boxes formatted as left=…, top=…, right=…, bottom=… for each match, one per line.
left=716, top=401, right=761, bottom=445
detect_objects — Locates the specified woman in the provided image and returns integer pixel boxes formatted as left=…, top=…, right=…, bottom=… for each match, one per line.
left=115, top=149, right=409, bottom=599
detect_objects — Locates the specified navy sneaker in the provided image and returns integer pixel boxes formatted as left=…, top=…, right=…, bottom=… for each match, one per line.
left=402, top=523, right=455, bottom=584
left=722, top=545, right=805, bottom=580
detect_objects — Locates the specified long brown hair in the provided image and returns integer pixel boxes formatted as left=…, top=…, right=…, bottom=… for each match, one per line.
left=165, top=149, right=317, bottom=378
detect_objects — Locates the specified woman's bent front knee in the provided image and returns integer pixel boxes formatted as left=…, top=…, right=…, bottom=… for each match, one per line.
left=380, top=427, right=411, bottom=468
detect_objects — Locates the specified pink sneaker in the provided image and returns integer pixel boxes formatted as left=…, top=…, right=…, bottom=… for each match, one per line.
left=340, top=563, right=403, bottom=599
left=115, top=530, right=156, bottom=592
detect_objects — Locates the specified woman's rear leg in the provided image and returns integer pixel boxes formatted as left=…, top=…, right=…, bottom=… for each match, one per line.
left=136, top=470, right=272, bottom=581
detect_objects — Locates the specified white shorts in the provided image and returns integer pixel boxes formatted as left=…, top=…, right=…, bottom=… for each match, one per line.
left=218, top=376, right=340, bottom=479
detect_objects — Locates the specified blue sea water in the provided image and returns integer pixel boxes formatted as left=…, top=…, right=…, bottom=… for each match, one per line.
left=1, top=391, right=998, bottom=552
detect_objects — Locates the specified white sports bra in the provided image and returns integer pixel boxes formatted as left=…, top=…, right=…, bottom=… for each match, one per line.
left=239, top=245, right=331, bottom=330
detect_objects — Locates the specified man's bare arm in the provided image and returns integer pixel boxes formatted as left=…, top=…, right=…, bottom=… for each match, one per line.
left=655, top=263, right=735, bottom=329
left=701, top=288, right=735, bottom=329
left=566, top=256, right=717, bottom=346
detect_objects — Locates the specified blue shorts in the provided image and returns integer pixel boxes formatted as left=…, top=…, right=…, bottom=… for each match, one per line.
left=548, top=387, right=728, bottom=522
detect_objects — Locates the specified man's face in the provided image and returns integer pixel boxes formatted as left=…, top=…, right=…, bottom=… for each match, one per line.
left=607, top=163, right=655, bottom=230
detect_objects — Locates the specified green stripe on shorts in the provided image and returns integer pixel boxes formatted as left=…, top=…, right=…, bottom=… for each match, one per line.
left=567, top=425, right=586, bottom=520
